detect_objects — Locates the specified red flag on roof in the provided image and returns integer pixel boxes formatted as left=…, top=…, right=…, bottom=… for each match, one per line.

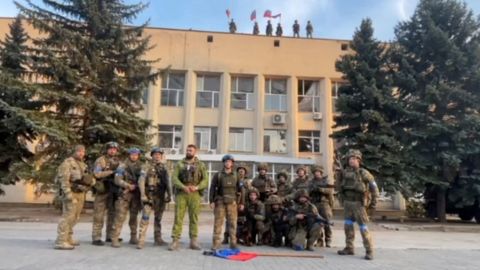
left=263, top=10, right=272, bottom=18
left=226, top=9, right=231, bottom=18
left=272, top=13, right=282, bottom=19
left=250, top=10, right=256, bottom=21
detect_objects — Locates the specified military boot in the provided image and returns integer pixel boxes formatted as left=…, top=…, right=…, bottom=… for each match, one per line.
left=154, top=235, right=167, bottom=246
left=211, top=240, right=221, bottom=251
left=129, top=234, right=138, bottom=245
left=190, top=238, right=202, bottom=250
left=365, top=250, right=374, bottom=260
left=229, top=240, right=239, bottom=250
left=54, top=242, right=74, bottom=250
left=315, top=239, right=324, bottom=248
left=136, top=241, right=145, bottom=250
left=111, top=238, right=121, bottom=248
left=222, top=232, right=229, bottom=244
left=306, top=239, right=316, bottom=251
left=68, top=238, right=80, bottom=246
left=325, top=241, right=332, bottom=248
left=337, top=248, right=355, bottom=255
left=92, top=240, right=105, bottom=246
left=168, top=239, right=180, bottom=251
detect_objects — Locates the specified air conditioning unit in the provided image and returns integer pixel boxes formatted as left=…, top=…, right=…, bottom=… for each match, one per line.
left=272, top=114, right=286, bottom=125
left=162, top=148, right=178, bottom=155
left=207, top=149, right=216, bottom=154
left=312, top=112, right=323, bottom=120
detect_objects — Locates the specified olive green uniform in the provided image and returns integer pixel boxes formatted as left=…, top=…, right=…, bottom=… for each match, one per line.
left=111, top=159, right=143, bottom=245
left=210, top=170, right=243, bottom=249
left=309, top=176, right=334, bottom=246
left=244, top=191, right=266, bottom=245
left=287, top=176, right=310, bottom=201
left=170, top=157, right=208, bottom=240
left=55, top=157, right=92, bottom=249
left=251, top=175, right=277, bottom=202
left=338, top=166, right=379, bottom=256
left=288, top=200, right=321, bottom=251
left=92, top=155, right=119, bottom=242
left=137, top=160, right=171, bottom=248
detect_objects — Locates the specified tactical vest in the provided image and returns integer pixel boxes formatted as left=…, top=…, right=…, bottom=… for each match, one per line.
left=146, top=162, right=167, bottom=196
left=252, top=176, right=272, bottom=193
left=124, top=160, right=142, bottom=184
left=309, top=178, right=330, bottom=203
left=179, top=159, right=202, bottom=185
left=217, top=171, right=238, bottom=204
left=293, top=177, right=309, bottom=191
left=341, top=168, right=368, bottom=202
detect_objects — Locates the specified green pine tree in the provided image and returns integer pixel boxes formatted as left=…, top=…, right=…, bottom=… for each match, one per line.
left=391, top=0, right=480, bottom=222
left=331, top=18, right=411, bottom=195
left=10, top=0, right=158, bottom=192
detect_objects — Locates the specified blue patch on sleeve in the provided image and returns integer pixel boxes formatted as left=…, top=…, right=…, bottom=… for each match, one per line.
left=94, top=166, right=103, bottom=173
left=115, top=167, right=125, bottom=176
left=344, top=219, right=354, bottom=226
left=142, top=214, right=149, bottom=221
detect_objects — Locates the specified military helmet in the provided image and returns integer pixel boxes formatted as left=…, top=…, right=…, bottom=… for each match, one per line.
left=127, top=147, right=141, bottom=155
left=266, top=195, right=283, bottom=205
left=105, top=141, right=119, bottom=150
left=346, top=149, right=362, bottom=161
left=236, top=162, right=249, bottom=174
left=150, top=147, right=164, bottom=156
left=257, top=163, right=269, bottom=172
left=222, top=154, right=235, bottom=163
left=296, top=165, right=307, bottom=174
left=247, top=187, right=260, bottom=198
left=295, top=189, right=310, bottom=201
left=276, top=170, right=289, bottom=180
left=311, top=165, right=324, bottom=174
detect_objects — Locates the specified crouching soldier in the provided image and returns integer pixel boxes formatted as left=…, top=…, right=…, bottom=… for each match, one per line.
left=264, top=195, right=290, bottom=247
left=54, top=145, right=95, bottom=250
left=288, top=190, right=322, bottom=251
left=111, top=147, right=143, bottom=248
left=309, top=165, right=334, bottom=247
left=136, top=147, right=171, bottom=249
left=244, top=188, right=266, bottom=246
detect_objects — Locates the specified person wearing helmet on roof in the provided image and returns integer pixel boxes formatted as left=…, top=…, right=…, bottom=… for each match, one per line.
left=91, top=141, right=120, bottom=246
left=110, top=147, right=144, bottom=248
left=308, top=165, right=334, bottom=248
left=209, top=154, right=244, bottom=250
left=251, top=163, right=277, bottom=202
left=337, top=149, right=379, bottom=260
left=136, top=147, right=171, bottom=249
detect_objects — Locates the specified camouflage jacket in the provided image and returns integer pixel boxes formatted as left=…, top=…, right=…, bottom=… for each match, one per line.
left=138, top=160, right=171, bottom=200
left=114, top=159, right=144, bottom=189
left=308, top=176, right=334, bottom=206
left=55, top=157, right=88, bottom=197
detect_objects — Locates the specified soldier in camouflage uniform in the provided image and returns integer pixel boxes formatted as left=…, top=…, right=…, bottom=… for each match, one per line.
left=209, top=154, right=244, bottom=250
left=55, top=145, right=94, bottom=250
left=91, top=142, right=120, bottom=246
left=168, top=144, right=208, bottom=251
left=251, top=163, right=277, bottom=202
left=308, top=165, right=334, bottom=247
left=264, top=195, right=290, bottom=247
left=230, top=162, right=250, bottom=245
left=276, top=170, right=293, bottom=205
left=287, top=165, right=310, bottom=201
left=111, top=148, right=143, bottom=248
left=288, top=190, right=321, bottom=251
left=337, top=149, right=379, bottom=260
left=244, top=188, right=266, bottom=246
left=136, top=147, right=171, bottom=249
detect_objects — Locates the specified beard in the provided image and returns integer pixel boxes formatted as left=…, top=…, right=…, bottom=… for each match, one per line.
left=186, top=153, right=194, bottom=160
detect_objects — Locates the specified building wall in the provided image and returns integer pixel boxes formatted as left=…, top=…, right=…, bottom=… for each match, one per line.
left=0, top=18, right=353, bottom=203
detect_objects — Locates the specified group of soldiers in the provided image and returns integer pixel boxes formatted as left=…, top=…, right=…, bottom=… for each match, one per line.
left=54, top=142, right=379, bottom=260
left=229, top=19, right=315, bottom=38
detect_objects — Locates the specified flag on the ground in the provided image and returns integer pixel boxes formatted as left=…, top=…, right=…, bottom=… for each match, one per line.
left=250, top=10, right=256, bottom=21
left=213, top=248, right=258, bottom=262
left=226, top=9, right=231, bottom=18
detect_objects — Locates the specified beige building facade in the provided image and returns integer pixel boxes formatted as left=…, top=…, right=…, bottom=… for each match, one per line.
left=0, top=18, right=349, bottom=203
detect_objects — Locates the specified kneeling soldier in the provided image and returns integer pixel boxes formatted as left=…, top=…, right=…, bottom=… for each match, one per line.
left=288, top=190, right=322, bottom=251
left=244, top=188, right=266, bottom=246
left=264, top=195, right=290, bottom=247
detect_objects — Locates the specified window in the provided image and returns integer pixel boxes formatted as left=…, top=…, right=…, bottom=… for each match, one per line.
left=265, top=78, right=287, bottom=112
left=229, top=128, right=253, bottom=152
left=331, top=81, right=345, bottom=113
left=142, top=88, right=149, bottom=105
left=194, top=127, right=217, bottom=151
left=161, top=73, right=185, bottom=107
left=298, top=130, right=321, bottom=153
left=298, top=80, right=321, bottom=112
left=158, top=125, right=183, bottom=150
left=197, top=74, right=220, bottom=108
left=264, top=129, right=287, bottom=153
left=231, top=76, right=255, bottom=110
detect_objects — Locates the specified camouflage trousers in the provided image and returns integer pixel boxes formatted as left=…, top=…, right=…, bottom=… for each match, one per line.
left=343, top=200, right=373, bottom=253
left=171, top=191, right=201, bottom=239
left=55, top=192, right=85, bottom=245
left=212, top=201, right=238, bottom=247
left=245, top=217, right=265, bottom=245
left=91, top=191, right=116, bottom=241
left=289, top=223, right=321, bottom=250
left=138, top=196, right=167, bottom=244
left=111, top=191, right=141, bottom=240
left=314, top=201, right=333, bottom=245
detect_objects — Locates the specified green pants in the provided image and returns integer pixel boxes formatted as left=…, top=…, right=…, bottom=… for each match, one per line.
left=171, top=191, right=201, bottom=239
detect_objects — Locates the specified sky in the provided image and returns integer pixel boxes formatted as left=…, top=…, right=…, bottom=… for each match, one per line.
left=2, top=0, right=480, bottom=41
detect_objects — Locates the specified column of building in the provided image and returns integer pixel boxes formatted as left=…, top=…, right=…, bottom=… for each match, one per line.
left=218, top=72, right=232, bottom=154
left=182, top=70, right=196, bottom=151
left=255, top=74, right=266, bottom=155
